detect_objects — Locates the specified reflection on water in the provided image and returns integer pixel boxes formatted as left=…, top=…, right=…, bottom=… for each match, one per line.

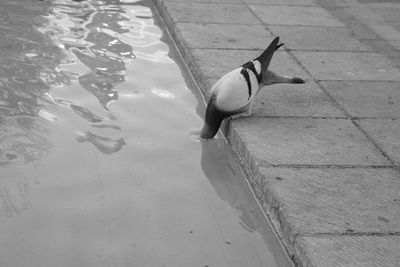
left=0, top=1, right=66, bottom=165
left=70, top=104, right=102, bottom=122
left=0, top=0, right=170, bottom=215
left=0, top=0, right=287, bottom=266
left=200, top=138, right=292, bottom=266
left=34, top=0, right=172, bottom=155
left=0, top=1, right=65, bottom=218
left=201, top=139, right=260, bottom=233
left=75, top=130, right=126, bottom=154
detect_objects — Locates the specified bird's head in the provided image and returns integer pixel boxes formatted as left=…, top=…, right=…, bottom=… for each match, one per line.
left=200, top=96, right=230, bottom=139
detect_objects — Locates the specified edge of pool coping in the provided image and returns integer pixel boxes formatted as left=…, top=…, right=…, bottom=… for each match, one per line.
left=150, top=1, right=298, bottom=266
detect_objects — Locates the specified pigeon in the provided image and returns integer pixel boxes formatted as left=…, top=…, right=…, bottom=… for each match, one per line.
left=200, top=37, right=305, bottom=139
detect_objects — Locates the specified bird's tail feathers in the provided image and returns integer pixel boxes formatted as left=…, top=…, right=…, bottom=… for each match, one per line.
left=255, top=37, right=282, bottom=73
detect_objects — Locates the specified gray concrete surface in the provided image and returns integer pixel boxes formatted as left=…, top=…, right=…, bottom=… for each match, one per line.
left=153, top=0, right=400, bottom=266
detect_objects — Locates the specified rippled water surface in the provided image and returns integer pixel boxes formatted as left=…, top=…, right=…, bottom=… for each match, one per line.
left=0, top=1, right=290, bottom=266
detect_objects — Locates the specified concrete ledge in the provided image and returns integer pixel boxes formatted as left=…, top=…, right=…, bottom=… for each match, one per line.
left=228, top=117, right=390, bottom=167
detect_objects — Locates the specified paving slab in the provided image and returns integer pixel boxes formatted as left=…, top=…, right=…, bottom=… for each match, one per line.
left=324, top=0, right=360, bottom=7
left=249, top=6, right=346, bottom=27
left=329, top=2, right=400, bottom=41
left=189, top=49, right=309, bottom=80
left=314, top=0, right=400, bottom=67
left=361, top=40, right=400, bottom=65
left=367, top=23, right=400, bottom=41
left=187, top=49, right=261, bottom=83
left=295, top=235, right=400, bottom=267
left=160, top=2, right=259, bottom=24
left=292, top=51, right=400, bottom=81
left=366, top=2, right=400, bottom=7
left=181, top=49, right=260, bottom=97
left=316, top=4, right=359, bottom=24
left=346, top=6, right=387, bottom=24
left=172, top=23, right=272, bottom=49
left=388, top=40, right=400, bottom=50
left=257, top=167, right=400, bottom=239
left=321, top=81, right=400, bottom=118
left=346, top=23, right=380, bottom=39
left=243, top=0, right=317, bottom=5
left=393, top=23, right=400, bottom=32
left=228, top=118, right=389, bottom=167
left=369, top=5, right=400, bottom=23
left=267, top=26, right=374, bottom=51
left=358, top=119, right=400, bottom=164
left=161, top=0, right=241, bottom=2
left=253, top=81, right=345, bottom=117
left=358, top=0, right=399, bottom=2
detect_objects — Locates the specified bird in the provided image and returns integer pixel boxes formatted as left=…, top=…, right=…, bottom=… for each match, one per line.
left=200, top=37, right=305, bottom=139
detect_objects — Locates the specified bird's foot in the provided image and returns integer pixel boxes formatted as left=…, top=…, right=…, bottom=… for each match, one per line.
left=228, top=110, right=252, bottom=121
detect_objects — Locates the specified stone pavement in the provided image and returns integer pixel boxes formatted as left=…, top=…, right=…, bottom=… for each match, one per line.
left=152, top=0, right=400, bottom=266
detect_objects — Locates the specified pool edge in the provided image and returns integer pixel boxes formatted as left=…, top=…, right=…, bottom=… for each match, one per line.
left=150, top=1, right=297, bottom=266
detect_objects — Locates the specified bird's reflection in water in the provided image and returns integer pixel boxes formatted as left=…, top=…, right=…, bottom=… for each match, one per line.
left=70, top=104, right=102, bottom=123
left=200, top=138, right=259, bottom=232
left=75, top=130, right=126, bottom=155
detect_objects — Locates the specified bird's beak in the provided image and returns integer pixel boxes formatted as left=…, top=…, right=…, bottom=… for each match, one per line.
left=262, top=70, right=305, bottom=85
left=200, top=97, right=230, bottom=139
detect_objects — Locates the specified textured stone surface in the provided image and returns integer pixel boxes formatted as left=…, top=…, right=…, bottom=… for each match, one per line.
left=188, top=49, right=261, bottom=80
left=293, top=51, right=400, bottom=81
left=258, top=167, right=400, bottom=236
left=368, top=23, right=400, bottom=41
left=358, top=119, right=400, bottom=164
left=322, top=81, right=400, bottom=117
left=229, top=118, right=389, bottom=167
left=161, top=2, right=259, bottom=24
left=361, top=40, right=400, bottom=65
left=161, top=0, right=241, bottom=2
left=346, top=6, right=387, bottom=24
left=189, top=49, right=309, bottom=79
left=388, top=40, right=400, bottom=50
left=369, top=5, right=400, bottom=23
left=153, top=0, right=400, bottom=266
left=253, top=81, right=345, bottom=117
left=243, top=0, right=317, bottom=5
left=249, top=6, right=345, bottom=27
left=267, top=26, right=374, bottom=51
left=174, top=23, right=273, bottom=49
left=295, top=235, right=400, bottom=267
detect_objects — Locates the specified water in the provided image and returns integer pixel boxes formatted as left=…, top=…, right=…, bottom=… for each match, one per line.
left=0, top=0, right=291, bottom=266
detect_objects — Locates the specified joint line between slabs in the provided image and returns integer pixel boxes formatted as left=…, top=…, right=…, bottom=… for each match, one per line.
left=173, top=21, right=264, bottom=26
left=317, top=79, right=400, bottom=82
left=250, top=116, right=400, bottom=120
left=351, top=119, right=396, bottom=166
left=298, top=232, right=400, bottom=238
left=266, top=164, right=394, bottom=169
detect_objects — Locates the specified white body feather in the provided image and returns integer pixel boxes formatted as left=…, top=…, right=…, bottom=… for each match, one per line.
left=210, top=61, right=261, bottom=113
